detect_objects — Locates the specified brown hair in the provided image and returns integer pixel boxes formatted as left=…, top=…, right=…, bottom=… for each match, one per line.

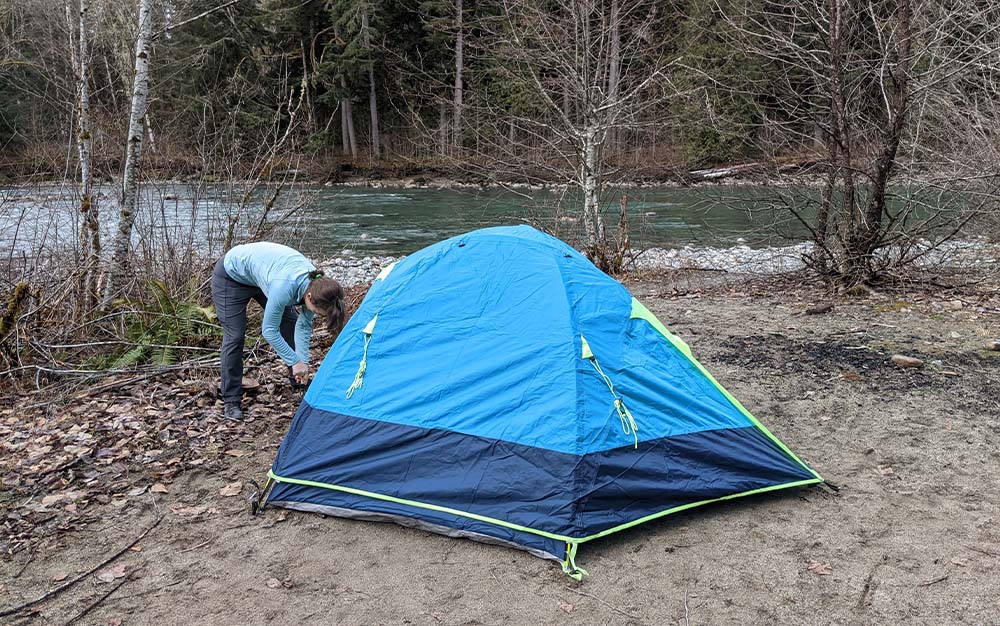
left=305, top=272, right=346, bottom=339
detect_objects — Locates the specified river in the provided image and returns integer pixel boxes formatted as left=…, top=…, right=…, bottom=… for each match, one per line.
left=1, top=182, right=812, bottom=258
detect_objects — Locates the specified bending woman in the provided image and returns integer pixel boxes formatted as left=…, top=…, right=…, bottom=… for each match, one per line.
left=211, top=241, right=346, bottom=421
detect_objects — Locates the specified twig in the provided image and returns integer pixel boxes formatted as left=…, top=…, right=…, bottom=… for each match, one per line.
left=963, top=544, right=1000, bottom=557
left=682, top=589, right=690, bottom=626
left=179, top=537, right=214, bottom=553
left=62, top=573, right=134, bottom=626
left=564, top=586, right=640, bottom=620
left=856, top=559, right=884, bottom=610
left=0, top=515, right=164, bottom=618
left=917, top=574, right=949, bottom=587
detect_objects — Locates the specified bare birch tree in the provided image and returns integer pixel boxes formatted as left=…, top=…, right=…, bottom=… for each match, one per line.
left=469, top=0, right=676, bottom=269
left=104, top=0, right=153, bottom=302
left=73, top=0, right=100, bottom=308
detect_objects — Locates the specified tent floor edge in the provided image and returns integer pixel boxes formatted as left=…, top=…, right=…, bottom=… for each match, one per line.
left=269, top=499, right=565, bottom=563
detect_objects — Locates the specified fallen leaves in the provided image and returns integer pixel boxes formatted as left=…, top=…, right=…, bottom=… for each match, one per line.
left=40, top=492, right=83, bottom=507
left=52, top=572, right=68, bottom=582
left=170, top=505, right=207, bottom=516
left=219, top=482, right=243, bottom=497
left=807, top=561, right=833, bottom=576
left=0, top=360, right=304, bottom=554
left=877, top=465, right=895, bottom=477
left=96, top=563, right=127, bottom=583
left=265, top=577, right=293, bottom=589
left=261, top=509, right=289, bottom=528
left=558, top=601, right=576, bottom=613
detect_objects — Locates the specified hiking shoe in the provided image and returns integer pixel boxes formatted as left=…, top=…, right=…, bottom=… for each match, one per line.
left=223, top=402, right=243, bottom=421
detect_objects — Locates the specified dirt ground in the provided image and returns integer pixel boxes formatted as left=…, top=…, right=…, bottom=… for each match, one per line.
left=3, top=272, right=1000, bottom=626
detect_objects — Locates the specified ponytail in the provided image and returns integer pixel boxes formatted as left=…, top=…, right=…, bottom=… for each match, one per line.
left=305, top=275, right=347, bottom=339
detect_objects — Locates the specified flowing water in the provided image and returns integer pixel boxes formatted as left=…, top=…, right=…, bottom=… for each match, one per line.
left=0, top=181, right=985, bottom=258
left=0, top=183, right=810, bottom=257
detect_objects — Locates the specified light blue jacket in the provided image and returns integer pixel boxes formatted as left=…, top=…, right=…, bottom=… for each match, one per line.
left=224, top=242, right=316, bottom=366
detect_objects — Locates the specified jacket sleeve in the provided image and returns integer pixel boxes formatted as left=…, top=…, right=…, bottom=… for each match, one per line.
left=261, top=281, right=302, bottom=366
left=293, top=309, right=315, bottom=364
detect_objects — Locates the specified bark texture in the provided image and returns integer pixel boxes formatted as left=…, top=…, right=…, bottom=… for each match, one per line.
left=104, top=0, right=153, bottom=303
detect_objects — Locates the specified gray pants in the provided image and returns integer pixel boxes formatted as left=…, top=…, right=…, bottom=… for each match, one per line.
left=211, top=258, right=298, bottom=402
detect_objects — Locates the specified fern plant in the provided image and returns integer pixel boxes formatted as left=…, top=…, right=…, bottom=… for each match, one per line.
left=109, top=279, right=220, bottom=369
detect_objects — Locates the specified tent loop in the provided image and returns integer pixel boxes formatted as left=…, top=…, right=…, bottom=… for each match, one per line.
left=587, top=350, right=639, bottom=449
left=346, top=315, right=378, bottom=398
left=562, top=542, right=589, bottom=581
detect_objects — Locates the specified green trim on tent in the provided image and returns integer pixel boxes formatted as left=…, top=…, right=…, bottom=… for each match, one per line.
left=266, top=470, right=822, bottom=544
left=574, top=477, right=822, bottom=543
left=630, top=298, right=694, bottom=357
left=267, top=469, right=574, bottom=542
left=629, top=297, right=822, bottom=481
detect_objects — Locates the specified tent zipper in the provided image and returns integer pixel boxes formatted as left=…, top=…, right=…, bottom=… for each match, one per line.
left=581, top=335, right=639, bottom=448
left=346, top=315, right=378, bottom=398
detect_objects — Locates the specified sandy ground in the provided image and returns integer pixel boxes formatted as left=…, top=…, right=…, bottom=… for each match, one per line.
left=3, top=273, right=1000, bottom=625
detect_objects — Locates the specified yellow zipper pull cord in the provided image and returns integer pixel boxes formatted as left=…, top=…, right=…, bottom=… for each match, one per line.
left=582, top=334, right=639, bottom=449
left=346, top=315, right=378, bottom=398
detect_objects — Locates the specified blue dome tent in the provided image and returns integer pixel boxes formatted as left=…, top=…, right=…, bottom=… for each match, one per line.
left=259, top=225, right=822, bottom=578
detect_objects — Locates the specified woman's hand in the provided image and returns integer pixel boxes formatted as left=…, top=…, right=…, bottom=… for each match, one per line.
left=291, top=361, right=311, bottom=384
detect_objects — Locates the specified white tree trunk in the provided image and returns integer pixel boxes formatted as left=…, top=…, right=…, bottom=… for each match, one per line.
left=145, top=114, right=156, bottom=152
left=453, top=0, right=463, bottom=151
left=581, top=124, right=604, bottom=250
left=104, top=0, right=153, bottom=302
left=362, top=6, right=380, bottom=159
left=606, top=0, right=620, bottom=149
left=75, top=0, right=100, bottom=308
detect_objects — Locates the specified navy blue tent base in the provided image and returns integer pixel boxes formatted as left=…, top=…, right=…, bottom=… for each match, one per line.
left=267, top=402, right=818, bottom=564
